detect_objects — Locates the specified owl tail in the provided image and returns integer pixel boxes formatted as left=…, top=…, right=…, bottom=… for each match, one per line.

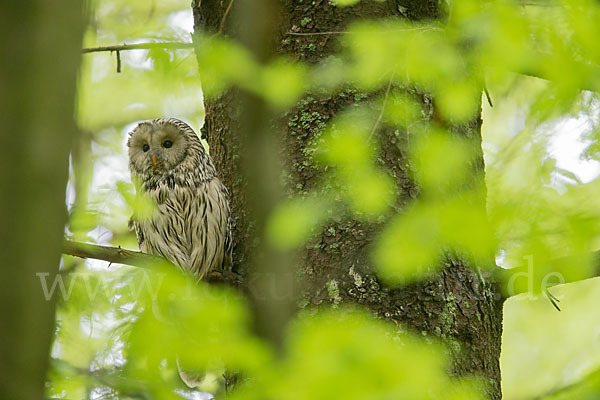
left=176, top=355, right=206, bottom=388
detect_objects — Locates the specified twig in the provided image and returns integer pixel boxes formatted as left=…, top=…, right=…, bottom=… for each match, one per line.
left=218, top=0, right=235, bottom=34
left=369, top=73, right=395, bottom=141
left=286, top=31, right=349, bottom=36
left=545, top=287, right=561, bottom=311
left=116, top=50, right=121, bottom=73
left=62, top=239, right=174, bottom=269
left=286, top=26, right=442, bottom=37
left=484, top=84, right=493, bottom=107
left=82, top=42, right=194, bottom=53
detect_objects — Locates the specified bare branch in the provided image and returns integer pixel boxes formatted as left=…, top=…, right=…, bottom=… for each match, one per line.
left=369, top=71, right=395, bottom=141
left=115, top=50, right=121, bottom=73
left=286, top=30, right=348, bottom=36
left=82, top=42, right=194, bottom=54
left=62, top=239, right=174, bottom=269
left=61, top=240, right=240, bottom=285
left=218, top=0, right=235, bottom=34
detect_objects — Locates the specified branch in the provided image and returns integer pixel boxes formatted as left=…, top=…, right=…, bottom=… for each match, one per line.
left=218, top=0, right=235, bottom=34
left=61, top=240, right=240, bottom=284
left=369, top=72, right=395, bottom=141
left=82, top=42, right=194, bottom=53
left=80, top=40, right=600, bottom=92
left=62, top=239, right=173, bottom=269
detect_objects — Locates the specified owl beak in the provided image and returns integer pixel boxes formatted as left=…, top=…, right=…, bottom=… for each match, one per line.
left=152, top=155, right=157, bottom=166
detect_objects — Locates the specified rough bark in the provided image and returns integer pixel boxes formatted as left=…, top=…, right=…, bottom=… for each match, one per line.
left=193, top=1, right=503, bottom=398
left=0, top=1, right=86, bottom=399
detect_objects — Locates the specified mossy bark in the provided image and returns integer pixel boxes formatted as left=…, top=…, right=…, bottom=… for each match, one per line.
left=193, top=1, right=503, bottom=398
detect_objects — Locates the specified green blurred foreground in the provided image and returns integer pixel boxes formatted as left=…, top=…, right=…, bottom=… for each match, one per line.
left=45, top=0, right=600, bottom=398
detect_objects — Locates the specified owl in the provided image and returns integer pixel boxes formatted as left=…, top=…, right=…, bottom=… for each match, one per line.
left=127, top=118, right=232, bottom=280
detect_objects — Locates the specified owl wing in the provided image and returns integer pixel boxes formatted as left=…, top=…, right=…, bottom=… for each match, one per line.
left=188, top=178, right=231, bottom=279
left=128, top=216, right=144, bottom=248
left=221, top=186, right=234, bottom=272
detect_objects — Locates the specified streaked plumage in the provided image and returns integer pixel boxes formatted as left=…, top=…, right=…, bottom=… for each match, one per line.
left=127, top=118, right=231, bottom=280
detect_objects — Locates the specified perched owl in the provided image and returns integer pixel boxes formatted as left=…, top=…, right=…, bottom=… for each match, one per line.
left=127, top=118, right=232, bottom=280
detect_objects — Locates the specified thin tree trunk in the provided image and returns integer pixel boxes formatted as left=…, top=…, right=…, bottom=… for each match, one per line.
left=193, top=1, right=503, bottom=398
left=0, top=2, right=86, bottom=399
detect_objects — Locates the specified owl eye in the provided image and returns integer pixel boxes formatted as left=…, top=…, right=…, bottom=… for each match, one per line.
left=163, top=140, right=173, bottom=148
left=142, top=144, right=150, bottom=152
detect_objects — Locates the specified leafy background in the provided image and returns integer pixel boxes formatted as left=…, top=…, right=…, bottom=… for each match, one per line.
left=52, top=0, right=600, bottom=399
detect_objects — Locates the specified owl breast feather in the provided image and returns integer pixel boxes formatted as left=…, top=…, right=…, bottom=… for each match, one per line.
left=133, top=177, right=230, bottom=280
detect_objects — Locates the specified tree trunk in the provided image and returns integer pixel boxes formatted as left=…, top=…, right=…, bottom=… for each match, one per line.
left=0, top=2, right=86, bottom=399
left=192, top=1, right=503, bottom=398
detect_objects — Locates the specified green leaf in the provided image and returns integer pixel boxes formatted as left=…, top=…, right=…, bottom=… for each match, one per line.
left=411, top=128, right=475, bottom=196
left=267, top=197, right=330, bottom=250
left=332, top=0, right=360, bottom=6
left=258, top=58, right=308, bottom=109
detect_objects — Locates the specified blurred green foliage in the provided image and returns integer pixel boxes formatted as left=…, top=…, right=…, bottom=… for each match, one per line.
left=267, top=196, right=330, bottom=250
left=230, top=309, right=481, bottom=400
left=54, top=0, right=600, bottom=398
left=317, top=108, right=396, bottom=216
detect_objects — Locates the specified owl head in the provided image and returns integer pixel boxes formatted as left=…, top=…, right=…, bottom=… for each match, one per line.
left=127, top=118, right=212, bottom=180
